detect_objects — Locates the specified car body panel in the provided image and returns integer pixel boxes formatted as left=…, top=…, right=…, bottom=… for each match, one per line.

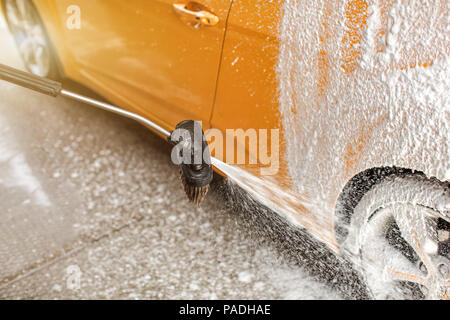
left=209, top=0, right=337, bottom=245
left=32, top=0, right=233, bottom=133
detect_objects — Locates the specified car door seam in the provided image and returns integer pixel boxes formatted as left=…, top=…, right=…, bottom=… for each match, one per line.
left=208, top=0, right=234, bottom=124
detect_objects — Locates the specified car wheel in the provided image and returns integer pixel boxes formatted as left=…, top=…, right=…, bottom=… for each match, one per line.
left=339, top=174, right=449, bottom=299
left=3, top=0, right=59, bottom=79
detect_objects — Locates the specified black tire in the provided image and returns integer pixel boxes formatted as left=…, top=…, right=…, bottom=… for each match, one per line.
left=337, top=174, right=449, bottom=299
left=3, top=0, right=60, bottom=79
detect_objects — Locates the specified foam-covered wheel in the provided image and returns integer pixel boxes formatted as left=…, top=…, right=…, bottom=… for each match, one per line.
left=338, top=174, right=449, bottom=299
left=3, top=0, right=59, bottom=79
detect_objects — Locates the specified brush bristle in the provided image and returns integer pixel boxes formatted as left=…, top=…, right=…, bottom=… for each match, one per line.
left=179, top=169, right=210, bottom=206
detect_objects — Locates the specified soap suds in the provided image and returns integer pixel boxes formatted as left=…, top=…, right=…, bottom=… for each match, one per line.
left=278, top=0, right=449, bottom=218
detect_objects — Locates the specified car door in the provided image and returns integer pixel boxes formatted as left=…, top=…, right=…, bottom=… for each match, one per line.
left=209, top=0, right=339, bottom=245
left=47, top=0, right=232, bottom=130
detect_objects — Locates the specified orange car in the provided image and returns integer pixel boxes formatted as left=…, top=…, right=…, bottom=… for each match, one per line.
left=0, top=0, right=448, bottom=299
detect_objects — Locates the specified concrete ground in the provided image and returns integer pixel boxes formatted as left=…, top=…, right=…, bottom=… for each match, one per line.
left=0, top=18, right=365, bottom=300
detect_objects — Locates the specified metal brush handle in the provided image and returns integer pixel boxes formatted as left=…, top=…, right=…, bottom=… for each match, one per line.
left=0, top=63, right=61, bottom=97
left=0, top=63, right=171, bottom=138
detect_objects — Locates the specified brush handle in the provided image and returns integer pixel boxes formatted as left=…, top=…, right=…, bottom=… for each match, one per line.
left=0, top=63, right=61, bottom=97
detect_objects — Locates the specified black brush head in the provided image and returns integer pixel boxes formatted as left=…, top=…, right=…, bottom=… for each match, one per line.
left=171, top=120, right=213, bottom=205
left=179, top=168, right=210, bottom=206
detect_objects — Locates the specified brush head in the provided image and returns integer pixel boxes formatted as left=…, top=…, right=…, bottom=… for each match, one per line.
left=171, top=120, right=214, bottom=206
left=179, top=168, right=210, bottom=206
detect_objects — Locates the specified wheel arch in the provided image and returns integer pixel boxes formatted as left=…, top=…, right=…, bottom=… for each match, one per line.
left=333, top=166, right=428, bottom=246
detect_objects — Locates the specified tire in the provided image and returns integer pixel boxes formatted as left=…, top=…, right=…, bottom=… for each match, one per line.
left=3, top=0, right=60, bottom=79
left=338, top=174, right=449, bottom=299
